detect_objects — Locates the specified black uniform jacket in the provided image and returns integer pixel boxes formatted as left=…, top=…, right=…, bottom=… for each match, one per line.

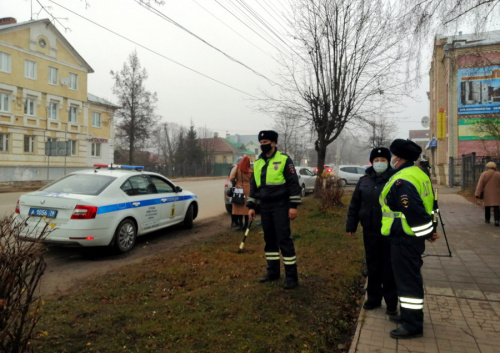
left=346, top=166, right=391, bottom=235
left=385, top=161, right=433, bottom=237
left=247, top=149, right=301, bottom=209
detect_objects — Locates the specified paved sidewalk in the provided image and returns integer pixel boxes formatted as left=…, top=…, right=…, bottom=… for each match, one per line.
left=349, top=185, right=500, bottom=353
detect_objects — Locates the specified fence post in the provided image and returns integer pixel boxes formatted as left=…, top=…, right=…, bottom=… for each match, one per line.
left=461, top=154, right=465, bottom=190
left=472, top=152, right=477, bottom=190
left=449, top=156, right=454, bottom=187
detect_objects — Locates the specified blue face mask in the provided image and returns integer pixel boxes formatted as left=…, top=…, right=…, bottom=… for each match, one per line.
left=373, top=162, right=388, bottom=174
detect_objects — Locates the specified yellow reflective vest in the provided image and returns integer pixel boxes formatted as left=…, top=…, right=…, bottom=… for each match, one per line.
left=379, top=166, right=434, bottom=237
left=253, top=151, right=287, bottom=188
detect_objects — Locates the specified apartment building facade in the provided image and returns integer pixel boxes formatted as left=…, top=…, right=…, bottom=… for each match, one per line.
left=0, top=17, right=117, bottom=183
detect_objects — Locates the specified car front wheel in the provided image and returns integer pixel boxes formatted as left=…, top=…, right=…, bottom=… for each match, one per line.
left=301, top=184, right=306, bottom=197
left=113, top=219, right=137, bottom=253
left=338, top=179, right=347, bottom=187
left=183, top=204, right=194, bottom=229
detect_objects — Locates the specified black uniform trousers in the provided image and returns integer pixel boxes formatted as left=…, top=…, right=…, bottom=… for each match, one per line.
left=363, top=231, right=398, bottom=310
left=390, top=235, right=426, bottom=333
left=260, top=199, right=298, bottom=280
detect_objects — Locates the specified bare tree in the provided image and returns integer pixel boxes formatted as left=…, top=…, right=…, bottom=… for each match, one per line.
left=273, top=108, right=311, bottom=164
left=272, top=0, right=417, bottom=176
left=400, top=0, right=500, bottom=34
left=111, top=51, right=159, bottom=164
left=472, top=118, right=500, bottom=156
left=363, top=117, right=398, bottom=150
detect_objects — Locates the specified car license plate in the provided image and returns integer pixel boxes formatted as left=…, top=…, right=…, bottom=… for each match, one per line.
left=28, top=208, right=58, bottom=218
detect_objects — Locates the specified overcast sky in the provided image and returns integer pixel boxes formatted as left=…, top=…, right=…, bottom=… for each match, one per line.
left=5, top=0, right=432, bottom=139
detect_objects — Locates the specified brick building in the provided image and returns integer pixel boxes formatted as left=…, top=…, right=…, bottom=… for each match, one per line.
left=429, top=30, right=500, bottom=185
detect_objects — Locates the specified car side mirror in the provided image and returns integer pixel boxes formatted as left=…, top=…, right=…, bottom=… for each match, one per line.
left=175, top=186, right=182, bottom=192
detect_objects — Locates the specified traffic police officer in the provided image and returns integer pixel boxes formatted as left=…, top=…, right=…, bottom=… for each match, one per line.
left=379, top=139, right=438, bottom=339
left=247, top=130, right=302, bottom=289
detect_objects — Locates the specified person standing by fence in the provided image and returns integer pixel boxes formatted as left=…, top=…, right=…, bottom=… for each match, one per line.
left=475, top=161, right=500, bottom=226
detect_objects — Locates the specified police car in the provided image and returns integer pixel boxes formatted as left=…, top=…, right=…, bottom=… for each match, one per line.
left=14, top=164, right=198, bottom=253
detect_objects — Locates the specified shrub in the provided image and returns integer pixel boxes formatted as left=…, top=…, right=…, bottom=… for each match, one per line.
left=316, top=171, right=345, bottom=212
left=0, top=216, right=48, bottom=353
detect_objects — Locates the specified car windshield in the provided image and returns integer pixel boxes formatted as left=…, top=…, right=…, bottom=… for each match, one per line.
left=39, top=174, right=116, bottom=196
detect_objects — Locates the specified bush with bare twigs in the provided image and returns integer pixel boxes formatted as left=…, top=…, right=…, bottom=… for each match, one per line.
left=0, top=216, right=49, bottom=353
left=316, top=171, right=345, bottom=212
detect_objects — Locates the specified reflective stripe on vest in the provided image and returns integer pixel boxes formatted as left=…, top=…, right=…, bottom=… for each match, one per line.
left=379, top=166, right=434, bottom=236
left=253, top=151, right=287, bottom=188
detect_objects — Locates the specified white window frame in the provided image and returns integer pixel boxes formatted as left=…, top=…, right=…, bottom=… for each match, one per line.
left=24, top=135, right=35, bottom=153
left=0, top=52, right=11, bottom=73
left=24, top=60, right=36, bottom=79
left=0, top=92, right=10, bottom=112
left=91, top=112, right=101, bottom=127
left=48, top=101, right=58, bottom=120
left=48, top=67, right=58, bottom=85
left=24, top=97, right=35, bottom=115
left=68, top=106, right=78, bottom=123
left=0, top=133, right=9, bottom=152
left=91, top=142, right=101, bottom=157
left=69, top=73, right=78, bottom=90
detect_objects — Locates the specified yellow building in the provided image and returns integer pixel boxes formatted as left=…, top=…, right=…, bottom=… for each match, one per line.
left=0, top=17, right=117, bottom=183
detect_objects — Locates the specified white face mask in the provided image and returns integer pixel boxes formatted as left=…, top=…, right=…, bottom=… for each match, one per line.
left=373, top=162, right=388, bottom=174
left=390, top=156, right=398, bottom=169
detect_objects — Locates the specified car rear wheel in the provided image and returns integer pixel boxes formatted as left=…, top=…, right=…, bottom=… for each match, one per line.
left=301, top=184, right=306, bottom=197
left=183, top=204, right=194, bottom=229
left=113, top=219, right=137, bottom=253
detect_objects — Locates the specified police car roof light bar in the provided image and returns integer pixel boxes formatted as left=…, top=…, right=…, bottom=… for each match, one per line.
left=93, top=164, right=144, bottom=171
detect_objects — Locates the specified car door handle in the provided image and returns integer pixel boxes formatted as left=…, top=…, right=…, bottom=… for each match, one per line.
left=132, top=202, right=140, bottom=207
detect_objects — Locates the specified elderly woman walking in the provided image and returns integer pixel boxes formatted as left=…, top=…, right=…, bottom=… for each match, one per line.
left=475, top=161, right=500, bottom=226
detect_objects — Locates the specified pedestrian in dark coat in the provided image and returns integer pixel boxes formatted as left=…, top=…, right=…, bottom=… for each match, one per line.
left=346, top=147, right=398, bottom=316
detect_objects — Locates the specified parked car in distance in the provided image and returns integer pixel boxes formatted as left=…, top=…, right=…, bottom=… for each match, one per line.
left=334, top=165, right=368, bottom=186
left=315, top=165, right=334, bottom=174
left=296, top=166, right=317, bottom=196
left=14, top=164, right=198, bottom=254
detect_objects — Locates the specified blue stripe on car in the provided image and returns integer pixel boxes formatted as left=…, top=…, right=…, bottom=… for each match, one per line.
left=96, top=195, right=197, bottom=215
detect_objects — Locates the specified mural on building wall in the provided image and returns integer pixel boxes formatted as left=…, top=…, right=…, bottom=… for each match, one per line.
left=458, top=117, right=500, bottom=140
left=458, top=66, right=500, bottom=115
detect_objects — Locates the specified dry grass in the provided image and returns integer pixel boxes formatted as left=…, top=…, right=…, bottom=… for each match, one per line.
left=30, top=197, right=365, bottom=353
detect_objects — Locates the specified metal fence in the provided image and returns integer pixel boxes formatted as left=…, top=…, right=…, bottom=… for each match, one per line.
left=461, top=153, right=500, bottom=192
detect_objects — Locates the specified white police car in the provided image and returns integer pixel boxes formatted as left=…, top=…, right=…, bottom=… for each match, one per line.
left=15, top=164, right=198, bottom=253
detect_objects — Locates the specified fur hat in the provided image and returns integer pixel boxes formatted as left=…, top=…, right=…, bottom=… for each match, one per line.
left=486, top=161, right=497, bottom=170
left=390, top=139, right=422, bottom=162
left=369, top=147, right=391, bottom=163
left=258, top=130, right=278, bottom=143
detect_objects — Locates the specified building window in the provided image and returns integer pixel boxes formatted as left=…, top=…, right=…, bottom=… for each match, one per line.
left=70, top=140, right=77, bottom=156
left=92, top=112, right=101, bottom=127
left=0, top=93, right=9, bottom=112
left=24, top=60, right=36, bottom=79
left=24, top=135, right=35, bottom=153
left=69, top=73, right=78, bottom=90
left=0, top=133, right=9, bottom=152
left=48, top=67, right=58, bottom=85
left=48, top=101, right=58, bottom=120
left=24, top=98, right=35, bottom=115
left=0, top=52, right=11, bottom=73
left=68, top=106, right=78, bottom=123
left=91, top=142, right=101, bottom=157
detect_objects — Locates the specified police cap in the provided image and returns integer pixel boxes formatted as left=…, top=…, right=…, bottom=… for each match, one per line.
left=390, top=139, right=422, bottom=162
left=369, top=147, right=391, bottom=163
left=258, top=130, right=278, bottom=143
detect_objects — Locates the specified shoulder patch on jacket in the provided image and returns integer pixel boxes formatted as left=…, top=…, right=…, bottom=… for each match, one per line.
left=400, top=194, right=409, bottom=208
left=288, top=164, right=296, bottom=173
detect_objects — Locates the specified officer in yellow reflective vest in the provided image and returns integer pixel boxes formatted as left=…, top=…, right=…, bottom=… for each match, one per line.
left=380, top=139, right=439, bottom=339
left=247, top=130, right=302, bottom=289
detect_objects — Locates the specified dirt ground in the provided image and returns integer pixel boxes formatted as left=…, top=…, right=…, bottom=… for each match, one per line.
left=39, top=212, right=235, bottom=297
